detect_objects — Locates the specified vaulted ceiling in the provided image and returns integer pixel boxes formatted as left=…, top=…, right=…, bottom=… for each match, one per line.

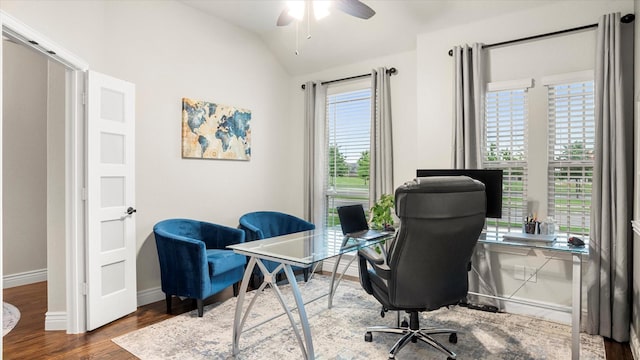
left=179, top=0, right=562, bottom=76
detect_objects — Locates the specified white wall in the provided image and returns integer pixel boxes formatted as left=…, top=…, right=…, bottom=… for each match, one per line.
left=416, top=0, right=634, bottom=318
left=2, top=40, right=48, bottom=277
left=47, top=60, right=67, bottom=314
left=1, top=0, right=295, bottom=294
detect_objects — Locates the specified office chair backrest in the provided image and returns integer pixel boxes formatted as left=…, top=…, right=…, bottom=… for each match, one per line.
left=389, top=176, right=486, bottom=311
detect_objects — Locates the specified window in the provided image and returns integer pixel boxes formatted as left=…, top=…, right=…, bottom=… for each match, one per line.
left=483, top=87, right=529, bottom=237
left=483, top=75, right=594, bottom=239
left=324, top=85, right=372, bottom=231
left=547, top=80, right=595, bottom=237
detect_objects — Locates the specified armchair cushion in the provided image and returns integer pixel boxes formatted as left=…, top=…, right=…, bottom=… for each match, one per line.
left=207, top=249, right=246, bottom=276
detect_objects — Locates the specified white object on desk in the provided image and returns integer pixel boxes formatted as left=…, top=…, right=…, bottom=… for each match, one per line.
left=503, top=232, right=557, bottom=244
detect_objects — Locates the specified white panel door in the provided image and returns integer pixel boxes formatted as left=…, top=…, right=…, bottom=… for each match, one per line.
left=86, top=71, right=136, bottom=330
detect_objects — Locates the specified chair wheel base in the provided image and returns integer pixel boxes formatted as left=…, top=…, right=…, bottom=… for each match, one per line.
left=449, top=333, right=457, bottom=344
left=365, top=332, right=373, bottom=342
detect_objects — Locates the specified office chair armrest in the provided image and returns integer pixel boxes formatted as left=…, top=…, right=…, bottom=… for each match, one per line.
left=370, top=262, right=390, bottom=279
left=358, top=247, right=391, bottom=279
left=358, top=247, right=384, bottom=265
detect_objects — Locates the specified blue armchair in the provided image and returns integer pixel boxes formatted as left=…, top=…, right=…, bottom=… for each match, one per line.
left=238, top=211, right=315, bottom=285
left=153, top=218, right=246, bottom=317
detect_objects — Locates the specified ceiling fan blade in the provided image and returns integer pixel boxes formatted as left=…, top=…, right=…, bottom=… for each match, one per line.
left=277, top=9, right=295, bottom=26
left=334, top=0, right=376, bottom=19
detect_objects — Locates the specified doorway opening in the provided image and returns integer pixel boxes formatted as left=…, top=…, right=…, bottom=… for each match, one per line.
left=1, top=10, right=87, bottom=334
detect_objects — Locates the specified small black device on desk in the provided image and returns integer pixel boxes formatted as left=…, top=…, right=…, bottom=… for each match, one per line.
left=337, top=204, right=387, bottom=240
left=568, top=236, right=585, bottom=247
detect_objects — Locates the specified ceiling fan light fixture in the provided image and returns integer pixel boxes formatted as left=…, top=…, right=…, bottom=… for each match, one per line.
left=313, top=1, right=331, bottom=20
left=287, top=1, right=305, bottom=21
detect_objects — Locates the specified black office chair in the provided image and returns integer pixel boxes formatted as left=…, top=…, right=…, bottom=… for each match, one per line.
left=358, top=176, right=486, bottom=360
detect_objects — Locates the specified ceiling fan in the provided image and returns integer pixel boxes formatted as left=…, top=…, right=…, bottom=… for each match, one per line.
left=277, top=0, right=376, bottom=27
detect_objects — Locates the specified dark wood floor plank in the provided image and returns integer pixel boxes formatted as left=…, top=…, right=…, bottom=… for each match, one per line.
left=603, top=337, right=634, bottom=360
left=2, top=280, right=632, bottom=359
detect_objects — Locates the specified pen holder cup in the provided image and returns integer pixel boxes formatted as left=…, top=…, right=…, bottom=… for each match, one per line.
left=523, top=221, right=539, bottom=234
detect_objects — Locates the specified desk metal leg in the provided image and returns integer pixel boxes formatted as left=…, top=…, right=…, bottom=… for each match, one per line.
left=328, top=253, right=356, bottom=309
left=571, top=254, right=581, bottom=360
left=328, top=253, right=342, bottom=309
left=232, top=256, right=256, bottom=356
left=233, top=257, right=315, bottom=360
left=283, top=264, right=315, bottom=359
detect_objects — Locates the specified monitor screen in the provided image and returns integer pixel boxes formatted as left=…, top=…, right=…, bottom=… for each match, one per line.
left=415, top=169, right=503, bottom=218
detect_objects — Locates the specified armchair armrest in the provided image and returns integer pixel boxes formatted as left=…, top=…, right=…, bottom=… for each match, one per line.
left=238, top=221, right=264, bottom=241
left=154, top=232, right=210, bottom=297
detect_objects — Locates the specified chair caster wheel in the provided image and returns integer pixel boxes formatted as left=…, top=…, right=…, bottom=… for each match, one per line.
left=401, top=320, right=408, bottom=328
left=449, top=333, right=457, bottom=344
left=380, top=310, right=385, bottom=318
left=447, top=357, right=455, bottom=360
left=365, top=332, right=373, bottom=342
left=411, top=335, right=417, bottom=343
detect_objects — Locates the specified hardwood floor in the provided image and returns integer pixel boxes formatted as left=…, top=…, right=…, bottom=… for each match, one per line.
left=3, top=282, right=231, bottom=359
left=3, top=281, right=635, bottom=359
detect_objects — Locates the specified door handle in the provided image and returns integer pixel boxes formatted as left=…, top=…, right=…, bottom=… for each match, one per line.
left=126, top=207, right=137, bottom=215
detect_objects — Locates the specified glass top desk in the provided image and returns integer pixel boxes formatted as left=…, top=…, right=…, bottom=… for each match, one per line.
left=228, top=229, right=393, bottom=360
left=477, top=233, right=589, bottom=360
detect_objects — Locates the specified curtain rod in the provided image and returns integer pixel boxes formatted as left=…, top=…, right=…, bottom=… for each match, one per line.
left=301, top=67, right=397, bottom=90
left=447, top=13, right=635, bottom=56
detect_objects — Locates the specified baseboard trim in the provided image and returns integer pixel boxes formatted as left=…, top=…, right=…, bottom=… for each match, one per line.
left=137, top=286, right=165, bottom=307
left=3, top=268, right=47, bottom=288
left=44, top=311, right=67, bottom=331
left=631, top=324, right=640, bottom=359
left=499, top=297, right=572, bottom=325
left=321, top=254, right=359, bottom=278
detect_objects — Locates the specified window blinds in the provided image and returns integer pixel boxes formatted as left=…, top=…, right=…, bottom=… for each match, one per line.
left=484, top=89, right=529, bottom=235
left=547, top=81, right=595, bottom=237
left=324, top=88, right=372, bottom=230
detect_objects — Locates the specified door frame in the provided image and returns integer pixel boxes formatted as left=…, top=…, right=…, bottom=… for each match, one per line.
left=1, top=10, right=89, bottom=334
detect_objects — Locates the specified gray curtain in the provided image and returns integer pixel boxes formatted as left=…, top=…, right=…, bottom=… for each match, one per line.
left=452, top=43, right=500, bottom=308
left=452, top=44, right=483, bottom=168
left=303, top=81, right=328, bottom=227
left=369, top=67, right=394, bottom=206
left=586, top=12, right=633, bottom=342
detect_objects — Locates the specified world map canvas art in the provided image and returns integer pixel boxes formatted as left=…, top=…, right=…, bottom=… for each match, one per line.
left=181, top=98, right=251, bottom=160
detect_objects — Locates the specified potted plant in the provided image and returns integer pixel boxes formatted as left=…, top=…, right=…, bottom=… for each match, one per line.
left=369, top=194, right=395, bottom=231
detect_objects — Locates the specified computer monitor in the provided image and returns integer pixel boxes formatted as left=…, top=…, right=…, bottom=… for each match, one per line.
left=415, top=169, right=503, bottom=218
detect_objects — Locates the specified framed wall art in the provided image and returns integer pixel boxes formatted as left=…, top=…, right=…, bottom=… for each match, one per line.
left=181, top=97, right=251, bottom=160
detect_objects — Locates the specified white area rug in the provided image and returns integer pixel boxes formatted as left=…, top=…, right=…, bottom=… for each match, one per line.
left=113, top=275, right=604, bottom=359
left=3, top=302, right=20, bottom=336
